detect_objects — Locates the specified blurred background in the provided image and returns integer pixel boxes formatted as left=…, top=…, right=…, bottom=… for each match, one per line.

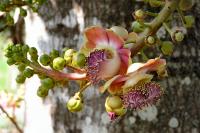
left=0, top=0, right=200, bottom=133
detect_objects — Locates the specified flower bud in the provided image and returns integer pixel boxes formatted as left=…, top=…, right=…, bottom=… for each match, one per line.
left=22, top=45, right=29, bottom=54
left=41, top=78, right=55, bottom=89
left=67, top=92, right=83, bottom=112
left=64, top=49, right=74, bottom=58
left=23, top=68, right=34, bottom=78
left=53, top=57, right=66, bottom=70
left=184, top=15, right=195, bottom=28
left=161, top=41, right=174, bottom=56
left=37, top=85, right=49, bottom=98
left=7, top=58, right=16, bottom=66
left=72, top=52, right=86, bottom=67
left=149, top=0, right=163, bottom=7
left=145, top=35, right=157, bottom=46
left=134, top=9, right=145, bottom=20
left=16, top=74, right=26, bottom=84
left=50, top=49, right=59, bottom=59
left=110, top=26, right=128, bottom=40
left=105, top=96, right=127, bottom=116
left=20, top=8, right=27, bottom=17
left=179, top=0, right=194, bottom=11
left=39, top=54, right=51, bottom=66
left=174, top=31, right=184, bottom=42
left=131, top=21, right=145, bottom=33
left=18, top=63, right=26, bottom=72
left=29, top=47, right=38, bottom=56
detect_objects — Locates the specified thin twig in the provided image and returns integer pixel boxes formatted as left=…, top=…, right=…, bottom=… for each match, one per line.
left=0, top=105, right=23, bottom=133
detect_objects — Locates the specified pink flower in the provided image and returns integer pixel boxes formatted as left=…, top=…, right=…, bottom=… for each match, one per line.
left=81, top=26, right=130, bottom=83
left=102, top=58, right=167, bottom=95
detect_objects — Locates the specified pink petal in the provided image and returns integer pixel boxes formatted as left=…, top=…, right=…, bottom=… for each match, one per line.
left=118, top=48, right=131, bottom=75
left=84, top=26, right=108, bottom=49
left=106, top=30, right=124, bottom=49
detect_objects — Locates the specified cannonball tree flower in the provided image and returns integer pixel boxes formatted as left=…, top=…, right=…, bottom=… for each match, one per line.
left=102, top=58, right=167, bottom=116
left=81, top=26, right=131, bottom=83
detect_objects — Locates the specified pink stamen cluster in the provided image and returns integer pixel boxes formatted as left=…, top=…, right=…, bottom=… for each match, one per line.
left=122, top=82, right=163, bottom=109
left=87, top=50, right=106, bottom=83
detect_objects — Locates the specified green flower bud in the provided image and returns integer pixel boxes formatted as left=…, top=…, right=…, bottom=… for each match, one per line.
left=41, top=78, right=54, bottom=89
left=67, top=92, right=83, bottom=112
left=39, top=54, right=51, bottom=66
left=110, top=26, right=128, bottom=39
left=18, top=64, right=26, bottom=72
left=53, top=57, right=66, bottom=70
left=131, top=21, right=145, bottom=33
left=31, top=54, right=38, bottom=62
left=72, top=52, right=86, bottom=67
left=37, top=85, right=49, bottom=98
left=7, top=58, right=16, bottom=66
left=16, top=74, right=26, bottom=84
left=13, top=53, right=24, bottom=62
left=149, top=0, right=163, bottom=7
left=145, top=35, right=157, bottom=46
left=22, top=45, right=29, bottom=53
left=64, top=49, right=74, bottom=58
left=50, top=49, right=59, bottom=59
left=179, top=0, right=194, bottom=11
left=23, top=68, right=34, bottom=78
left=29, top=47, right=38, bottom=56
left=6, top=14, right=14, bottom=26
left=105, top=96, right=127, bottom=116
left=174, top=31, right=184, bottom=42
left=134, top=9, right=145, bottom=20
left=20, top=8, right=27, bottom=17
left=38, top=74, right=47, bottom=79
left=65, top=56, right=72, bottom=65
left=184, top=15, right=195, bottom=28
left=161, top=41, right=174, bottom=56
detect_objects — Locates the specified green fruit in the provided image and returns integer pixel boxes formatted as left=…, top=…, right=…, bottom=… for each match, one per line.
left=37, top=85, right=49, bottom=98
left=110, top=26, right=128, bottom=39
left=23, top=68, right=34, bottom=78
left=131, top=21, right=145, bottom=33
left=72, top=52, right=86, bottom=67
left=29, top=47, right=38, bottom=56
left=53, top=57, right=66, bottom=70
left=39, top=54, right=51, bottom=66
left=20, top=8, right=27, bottom=17
left=184, top=15, right=195, bottom=28
left=18, top=64, right=26, bottom=72
left=50, top=49, right=59, bottom=59
left=16, top=74, right=26, bottom=84
left=7, top=58, right=16, bottom=66
left=65, top=56, right=72, bottom=65
left=179, top=0, right=194, bottom=11
left=161, top=41, right=174, bottom=56
left=41, top=78, right=54, bottom=89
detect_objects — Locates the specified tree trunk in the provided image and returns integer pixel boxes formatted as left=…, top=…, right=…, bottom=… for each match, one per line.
left=25, top=0, right=200, bottom=133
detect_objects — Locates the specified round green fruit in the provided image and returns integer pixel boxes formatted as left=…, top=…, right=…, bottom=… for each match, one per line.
left=37, top=85, right=49, bottom=98
left=23, top=68, right=34, bottom=78
left=53, top=57, right=66, bottom=70
left=16, top=74, right=26, bottom=84
left=41, top=78, right=54, bottom=89
left=39, top=54, right=51, bottom=66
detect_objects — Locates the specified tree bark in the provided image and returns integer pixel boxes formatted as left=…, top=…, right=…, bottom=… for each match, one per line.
left=27, top=0, right=200, bottom=132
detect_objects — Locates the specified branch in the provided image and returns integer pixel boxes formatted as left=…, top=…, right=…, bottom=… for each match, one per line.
left=130, top=0, right=180, bottom=57
left=0, top=105, right=23, bottom=133
left=28, top=61, right=87, bottom=81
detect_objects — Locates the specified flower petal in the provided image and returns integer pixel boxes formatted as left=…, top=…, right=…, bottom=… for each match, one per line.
left=84, top=26, right=108, bottom=49
left=106, top=30, right=124, bottom=49
left=118, top=48, right=131, bottom=75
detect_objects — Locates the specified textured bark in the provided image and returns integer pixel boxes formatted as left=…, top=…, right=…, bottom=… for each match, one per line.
left=35, top=0, right=200, bottom=133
